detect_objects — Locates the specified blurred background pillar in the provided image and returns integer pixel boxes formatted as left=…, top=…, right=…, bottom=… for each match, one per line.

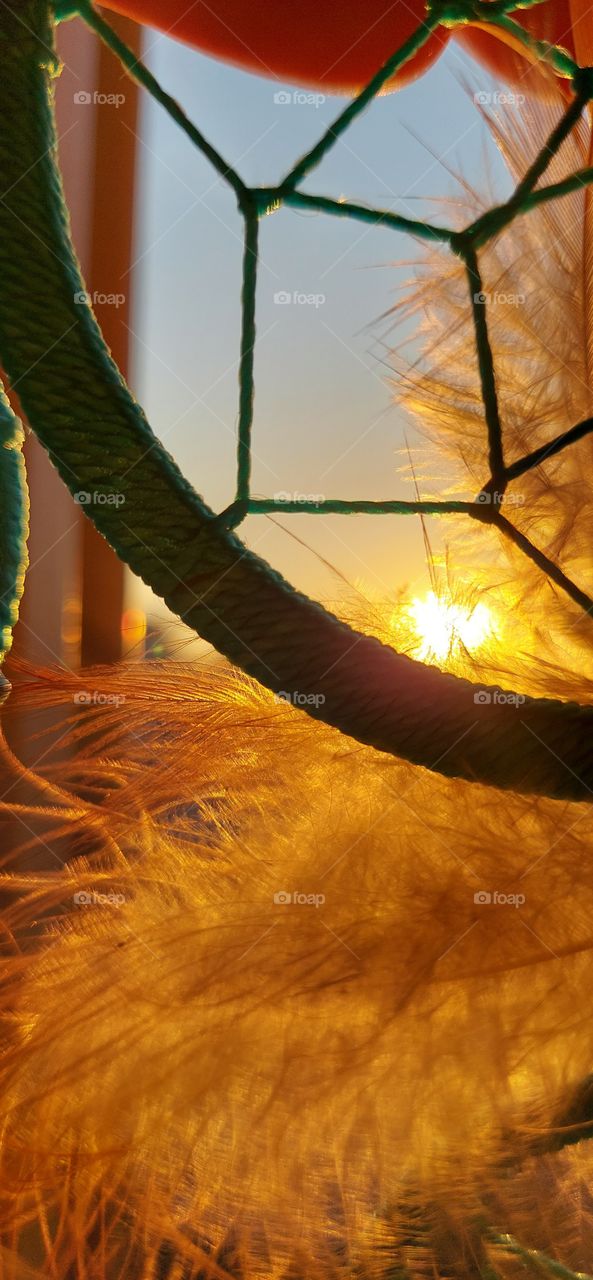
left=11, top=7, right=141, bottom=675
left=81, top=10, right=141, bottom=665
left=0, top=11, right=142, bottom=867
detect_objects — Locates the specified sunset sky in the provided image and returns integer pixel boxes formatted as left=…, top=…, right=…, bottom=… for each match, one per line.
left=126, top=31, right=510, bottom=630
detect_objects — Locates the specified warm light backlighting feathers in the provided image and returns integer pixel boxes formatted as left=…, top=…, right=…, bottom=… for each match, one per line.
left=408, top=591, right=493, bottom=662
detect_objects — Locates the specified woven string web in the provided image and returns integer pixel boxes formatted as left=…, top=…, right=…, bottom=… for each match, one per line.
left=72, top=0, right=593, bottom=621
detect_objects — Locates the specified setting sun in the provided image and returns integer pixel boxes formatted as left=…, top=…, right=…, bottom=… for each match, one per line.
left=408, top=591, right=493, bottom=662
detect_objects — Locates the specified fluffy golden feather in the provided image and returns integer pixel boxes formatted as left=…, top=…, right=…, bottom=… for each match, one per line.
left=3, top=90, right=593, bottom=1279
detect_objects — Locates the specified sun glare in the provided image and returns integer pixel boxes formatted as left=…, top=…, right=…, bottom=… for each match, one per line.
left=408, top=591, right=493, bottom=662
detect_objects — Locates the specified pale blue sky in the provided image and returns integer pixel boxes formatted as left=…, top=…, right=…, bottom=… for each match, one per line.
left=127, top=32, right=510, bottom=627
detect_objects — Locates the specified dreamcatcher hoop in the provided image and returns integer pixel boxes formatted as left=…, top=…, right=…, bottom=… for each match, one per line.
left=2, top=0, right=593, bottom=800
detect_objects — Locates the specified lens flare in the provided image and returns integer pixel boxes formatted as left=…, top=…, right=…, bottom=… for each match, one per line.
left=408, top=591, right=493, bottom=662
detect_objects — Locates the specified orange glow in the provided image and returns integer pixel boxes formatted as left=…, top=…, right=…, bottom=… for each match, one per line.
left=121, top=607, right=147, bottom=656
left=407, top=591, right=493, bottom=662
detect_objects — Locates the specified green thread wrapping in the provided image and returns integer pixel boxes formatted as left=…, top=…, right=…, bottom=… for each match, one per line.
left=464, top=243, right=506, bottom=486
left=236, top=205, right=259, bottom=506
left=0, top=394, right=28, bottom=664
left=53, top=2, right=81, bottom=18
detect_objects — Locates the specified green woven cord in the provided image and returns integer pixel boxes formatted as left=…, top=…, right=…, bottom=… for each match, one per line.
left=0, top=391, right=28, bottom=666
left=1, top=0, right=593, bottom=801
